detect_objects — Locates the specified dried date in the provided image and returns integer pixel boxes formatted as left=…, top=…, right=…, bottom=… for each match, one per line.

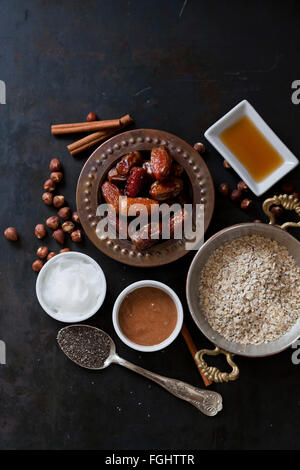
left=108, top=167, right=127, bottom=185
left=150, top=146, right=172, bottom=181
left=116, top=151, right=142, bottom=176
left=149, top=177, right=183, bottom=201
left=124, top=167, right=147, bottom=197
left=101, top=181, right=122, bottom=213
left=119, top=197, right=159, bottom=216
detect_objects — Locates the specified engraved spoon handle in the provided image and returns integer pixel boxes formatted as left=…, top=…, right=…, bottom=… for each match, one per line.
left=112, top=354, right=222, bottom=416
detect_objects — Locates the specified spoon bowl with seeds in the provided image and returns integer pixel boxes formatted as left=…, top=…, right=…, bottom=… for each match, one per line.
left=57, top=324, right=222, bottom=417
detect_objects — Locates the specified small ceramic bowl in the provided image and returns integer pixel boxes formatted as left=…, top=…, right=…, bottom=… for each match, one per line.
left=36, top=252, right=107, bottom=323
left=112, top=280, right=183, bottom=352
left=204, top=99, right=298, bottom=196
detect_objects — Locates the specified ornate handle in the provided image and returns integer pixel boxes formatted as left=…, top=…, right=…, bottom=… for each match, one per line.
left=112, top=354, right=222, bottom=416
left=194, top=346, right=239, bottom=383
left=263, top=194, right=300, bottom=230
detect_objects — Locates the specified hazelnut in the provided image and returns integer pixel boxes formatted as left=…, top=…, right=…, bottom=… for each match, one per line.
left=240, top=198, right=253, bottom=211
left=237, top=181, right=248, bottom=192
left=47, top=252, right=56, bottom=261
left=193, top=142, right=205, bottom=153
left=4, top=227, right=18, bottom=241
left=32, top=259, right=43, bottom=272
left=53, top=228, right=65, bottom=244
left=50, top=171, right=63, bottom=183
left=271, top=205, right=283, bottom=217
left=37, top=246, right=49, bottom=259
left=44, top=179, right=56, bottom=192
left=53, top=195, right=65, bottom=208
left=253, top=219, right=262, bottom=223
left=223, top=159, right=231, bottom=169
left=281, top=182, right=294, bottom=194
left=50, top=158, right=61, bottom=172
left=42, top=192, right=53, bottom=206
left=86, top=112, right=98, bottom=122
left=35, top=224, right=47, bottom=239
left=292, top=191, right=300, bottom=200
left=62, top=221, right=75, bottom=233
left=71, top=229, right=82, bottom=243
left=72, top=211, right=80, bottom=224
left=46, top=216, right=60, bottom=230
left=218, top=182, right=230, bottom=197
left=230, top=189, right=242, bottom=202
left=58, top=206, right=71, bottom=220
left=60, top=248, right=70, bottom=253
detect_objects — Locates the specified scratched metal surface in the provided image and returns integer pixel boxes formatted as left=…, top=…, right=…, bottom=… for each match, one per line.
left=0, top=0, right=300, bottom=450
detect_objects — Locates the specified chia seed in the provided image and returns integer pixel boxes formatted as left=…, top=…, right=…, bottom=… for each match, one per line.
left=57, top=326, right=111, bottom=369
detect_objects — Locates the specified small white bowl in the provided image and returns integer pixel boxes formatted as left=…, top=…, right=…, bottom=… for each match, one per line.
left=36, top=252, right=107, bottom=323
left=204, top=99, right=298, bottom=196
left=112, top=280, right=183, bottom=352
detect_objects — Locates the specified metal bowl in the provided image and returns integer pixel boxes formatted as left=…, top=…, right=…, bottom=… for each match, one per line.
left=76, top=129, right=215, bottom=267
left=187, top=221, right=300, bottom=358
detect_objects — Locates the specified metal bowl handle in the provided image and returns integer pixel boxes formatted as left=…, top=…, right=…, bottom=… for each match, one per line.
left=194, top=346, right=239, bottom=383
left=263, top=194, right=300, bottom=230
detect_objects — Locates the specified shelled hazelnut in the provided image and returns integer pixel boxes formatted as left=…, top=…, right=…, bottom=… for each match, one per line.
left=62, top=221, right=75, bottom=233
left=53, top=195, right=65, bottom=208
left=72, top=211, right=80, bottom=224
left=42, top=192, right=53, bottom=206
left=47, top=252, right=56, bottom=261
left=237, top=181, right=248, bottom=192
left=35, top=224, right=47, bottom=239
left=44, top=179, right=56, bottom=192
left=218, top=183, right=230, bottom=197
left=271, top=205, right=283, bottom=217
left=193, top=142, right=205, bottom=154
left=4, top=227, right=18, bottom=241
left=50, top=158, right=61, bottom=172
left=58, top=206, right=71, bottom=220
left=46, top=216, right=60, bottom=230
left=281, top=182, right=294, bottom=194
left=86, top=112, right=98, bottom=122
left=223, top=160, right=231, bottom=169
left=230, top=189, right=242, bottom=202
left=32, top=259, right=43, bottom=272
left=53, top=228, right=65, bottom=244
left=240, top=198, right=253, bottom=211
left=37, top=246, right=49, bottom=259
left=60, top=248, right=70, bottom=253
left=50, top=172, right=63, bottom=183
left=71, top=229, right=82, bottom=242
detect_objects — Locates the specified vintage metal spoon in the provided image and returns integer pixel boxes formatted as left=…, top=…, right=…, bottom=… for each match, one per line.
left=57, top=324, right=222, bottom=416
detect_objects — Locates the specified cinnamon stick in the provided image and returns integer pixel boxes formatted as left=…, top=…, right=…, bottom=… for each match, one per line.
left=67, top=114, right=133, bottom=156
left=181, top=323, right=212, bottom=387
left=51, top=118, right=122, bottom=135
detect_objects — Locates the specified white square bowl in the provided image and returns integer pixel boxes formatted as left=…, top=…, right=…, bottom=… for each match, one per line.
left=204, top=100, right=298, bottom=196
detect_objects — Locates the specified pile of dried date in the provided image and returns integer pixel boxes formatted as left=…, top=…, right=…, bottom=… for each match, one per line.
left=101, top=146, right=191, bottom=250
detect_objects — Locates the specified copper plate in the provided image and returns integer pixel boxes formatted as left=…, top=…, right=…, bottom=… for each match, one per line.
left=76, top=129, right=215, bottom=267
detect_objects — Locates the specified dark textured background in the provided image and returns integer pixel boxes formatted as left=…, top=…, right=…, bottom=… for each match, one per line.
left=0, top=0, right=300, bottom=450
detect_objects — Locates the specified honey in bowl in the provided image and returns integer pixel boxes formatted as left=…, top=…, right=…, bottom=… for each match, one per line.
left=118, top=287, right=178, bottom=346
left=220, top=115, right=284, bottom=182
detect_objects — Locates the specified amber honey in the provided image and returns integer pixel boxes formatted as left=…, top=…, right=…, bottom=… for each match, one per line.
left=220, top=115, right=283, bottom=182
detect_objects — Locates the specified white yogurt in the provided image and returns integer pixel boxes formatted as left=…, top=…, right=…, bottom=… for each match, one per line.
left=36, top=252, right=106, bottom=322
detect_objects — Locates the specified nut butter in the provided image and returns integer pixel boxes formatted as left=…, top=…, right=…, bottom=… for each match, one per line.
left=118, top=287, right=178, bottom=346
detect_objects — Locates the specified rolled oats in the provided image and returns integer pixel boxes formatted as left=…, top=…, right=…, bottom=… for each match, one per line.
left=199, top=235, right=300, bottom=344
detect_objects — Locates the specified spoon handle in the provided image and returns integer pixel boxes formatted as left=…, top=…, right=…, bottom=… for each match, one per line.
left=112, top=354, right=222, bottom=416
